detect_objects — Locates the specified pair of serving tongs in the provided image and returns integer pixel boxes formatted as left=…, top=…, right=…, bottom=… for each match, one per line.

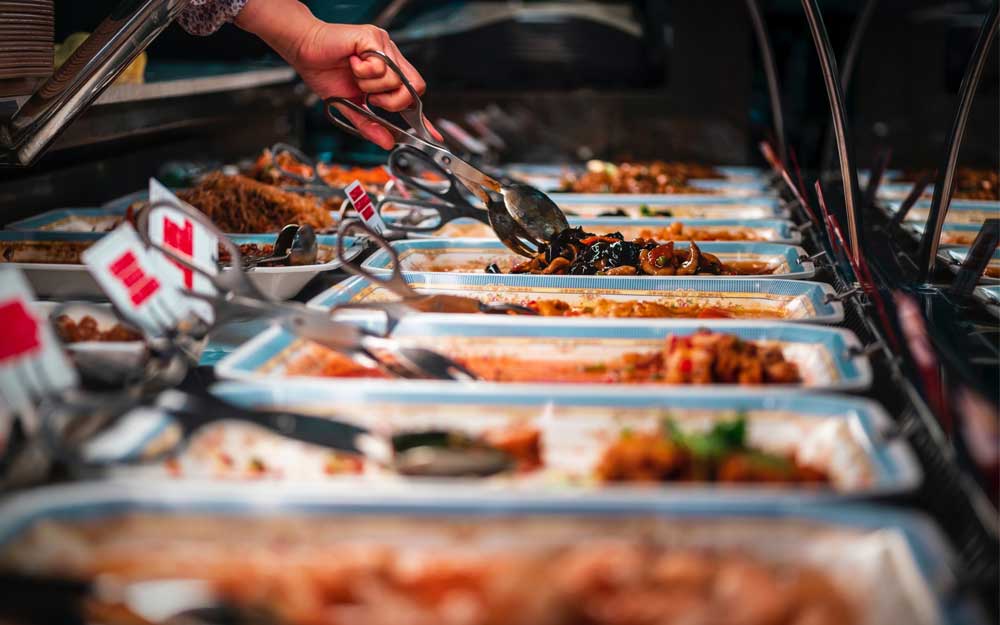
left=324, top=50, right=568, bottom=257
left=133, top=199, right=476, bottom=382
left=333, top=217, right=536, bottom=323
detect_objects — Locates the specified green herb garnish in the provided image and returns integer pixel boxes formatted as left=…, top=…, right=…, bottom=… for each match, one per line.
left=663, top=416, right=747, bottom=461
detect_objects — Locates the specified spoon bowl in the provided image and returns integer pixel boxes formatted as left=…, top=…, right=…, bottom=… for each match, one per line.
left=500, top=183, right=570, bottom=244
left=243, top=224, right=298, bottom=269
left=288, top=223, right=318, bottom=266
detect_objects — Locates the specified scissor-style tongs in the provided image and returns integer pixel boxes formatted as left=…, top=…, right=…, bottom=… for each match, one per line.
left=373, top=145, right=490, bottom=232
left=334, top=218, right=537, bottom=322
left=134, top=199, right=477, bottom=381
left=325, top=50, right=568, bottom=256
left=261, top=142, right=349, bottom=200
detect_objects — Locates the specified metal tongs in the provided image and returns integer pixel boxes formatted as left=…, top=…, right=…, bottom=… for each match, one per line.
left=334, top=218, right=537, bottom=321
left=261, top=142, right=346, bottom=199
left=324, top=50, right=568, bottom=256
left=134, top=199, right=478, bottom=381
left=374, top=145, right=541, bottom=257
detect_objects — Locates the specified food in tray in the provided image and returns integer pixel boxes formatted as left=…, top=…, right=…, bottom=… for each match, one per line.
left=940, top=230, right=978, bottom=245
left=4, top=515, right=859, bottom=625
left=54, top=315, right=142, bottom=343
left=486, top=228, right=776, bottom=276
left=218, top=242, right=334, bottom=264
left=175, top=173, right=334, bottom=233
left=0, top=240, right=332, bottom=266
left=526, top=297, right=776, bottom=318
left=0, top=240, right=93, bottom=264
left=288, top=330, right=801, bottom=385
left=435, top=220, right=776, bottom=242
left=892, top=167, right=998, bottom=201
left=156, top=398, right=878, bottom=487
left=561, top=160, right=724, bottom=194
left=597, top=417, right=827, bottom=484
left=248, top=148, right=391, bottom=191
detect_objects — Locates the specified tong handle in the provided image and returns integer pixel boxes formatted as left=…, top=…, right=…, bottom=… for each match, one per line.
left=337, top=218, right=418, bottom=300
left=357, top=50, right=436, bottom=142
left=387, top=145, right=455, bottom=197
left=950, top=219, right=999, bottom=298
left=156, top=391, right=369, bottom=454
left=268, top=142, right=329, bottom=188
left=324, top=96, right=414, bottom=144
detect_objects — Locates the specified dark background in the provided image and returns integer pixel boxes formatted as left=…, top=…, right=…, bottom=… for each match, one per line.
left=0, top=0, right=996, bottom=218
left=52, top=0, right=999, bottom=166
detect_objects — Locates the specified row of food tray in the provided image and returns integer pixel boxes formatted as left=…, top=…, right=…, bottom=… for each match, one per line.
left=0, top=155, right=995, bottom=625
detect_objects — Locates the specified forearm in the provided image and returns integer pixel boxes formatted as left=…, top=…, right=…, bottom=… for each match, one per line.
left=234, top=0, right=319, bottom=63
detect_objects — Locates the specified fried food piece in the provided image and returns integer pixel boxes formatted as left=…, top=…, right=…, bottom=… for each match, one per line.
left=54, top=315, right=142, bottom=343
left=482, top=424, right=543, bottom=471
left=594, top=433, right=688, bottom=482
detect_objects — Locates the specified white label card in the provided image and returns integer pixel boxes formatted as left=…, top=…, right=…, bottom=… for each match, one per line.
left=345, top=180, right=387, bottom=235
left=147, top=179, right=218, bottom=323
left=0, top=268, right=78, bottom=416
left=82, top=224, right=187, bottom=336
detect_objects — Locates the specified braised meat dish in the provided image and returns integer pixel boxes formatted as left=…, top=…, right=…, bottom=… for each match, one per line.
left=492, top=228, right=775, bottom=276
left=561, top=160, right=725, bottom=194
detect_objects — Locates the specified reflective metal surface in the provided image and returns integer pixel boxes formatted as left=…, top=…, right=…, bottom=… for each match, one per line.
left=1, top=0, right=193, bottom=166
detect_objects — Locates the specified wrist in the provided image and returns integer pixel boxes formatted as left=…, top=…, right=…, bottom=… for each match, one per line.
left=235, top=0, right=319, bottom=63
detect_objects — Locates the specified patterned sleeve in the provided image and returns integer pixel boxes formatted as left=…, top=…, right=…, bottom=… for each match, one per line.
left=177, top=0, right=249, bottom=36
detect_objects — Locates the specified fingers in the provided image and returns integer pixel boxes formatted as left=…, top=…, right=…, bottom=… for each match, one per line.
left=424, top=118, right=445, bottom=143
left=350, top=55, right=402, bottom=94
left=332, top=101, right=394, bottom=150
left=351, top=41, right=428, bottom=113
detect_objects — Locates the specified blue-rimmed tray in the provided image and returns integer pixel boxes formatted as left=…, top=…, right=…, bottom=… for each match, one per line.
left=424, top=216, right=802, bottom=244
left=905, top=222, right=987, bottom=247
left=973, top=285, right=1000, bottom=317
left=551, top=193, right=787, bottom=219
left=941, top=247, right=1000, bottom=285
left=5, top=207, right=125, bottom=232
left=885, top=199, right=1000, bottom=225
left=360, top=238, right=816, bottom=280
left=89, top=380, right=919, bottom=497
left=0, top=481, right=983, bottom=625
left=308, top=274, right=844, bottom=324
left=502, top=163, right=769, bottom=183
left=0, top=231, right=364, bottom=300
left=216, top=318, right=872, bottom=391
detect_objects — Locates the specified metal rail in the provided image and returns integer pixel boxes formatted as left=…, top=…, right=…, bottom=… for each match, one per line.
left=916, top=1, right=999, bottom=282
left=1, top=0, right=193, bottom=166
left=801, top=0, right=864, bottom=264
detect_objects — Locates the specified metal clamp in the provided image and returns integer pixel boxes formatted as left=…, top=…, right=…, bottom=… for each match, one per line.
left=799, top=250, right=829, bottom=266
left=847, top=340, right=886, bottom=359
left=876, top=414, right=921, bottom=444
left=823, top=285, right=862, bottom=304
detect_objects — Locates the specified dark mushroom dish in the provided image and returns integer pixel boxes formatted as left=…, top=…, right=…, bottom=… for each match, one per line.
left=495, top=228, right=775, bottom=276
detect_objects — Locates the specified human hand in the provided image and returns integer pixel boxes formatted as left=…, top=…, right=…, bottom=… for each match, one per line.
left=237, top=0, right=440, bottom=149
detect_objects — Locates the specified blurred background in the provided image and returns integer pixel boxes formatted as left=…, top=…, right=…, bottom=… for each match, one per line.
left=0, top=0, right=997, bottom=220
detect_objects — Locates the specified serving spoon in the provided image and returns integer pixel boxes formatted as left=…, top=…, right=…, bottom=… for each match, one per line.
left=154, top=391, right=513, bottom=477
left=242, top=224, right=318, bottom=269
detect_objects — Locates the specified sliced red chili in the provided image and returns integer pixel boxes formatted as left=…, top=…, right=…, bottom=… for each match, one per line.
left=580, top=235, right=620, bottom=246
